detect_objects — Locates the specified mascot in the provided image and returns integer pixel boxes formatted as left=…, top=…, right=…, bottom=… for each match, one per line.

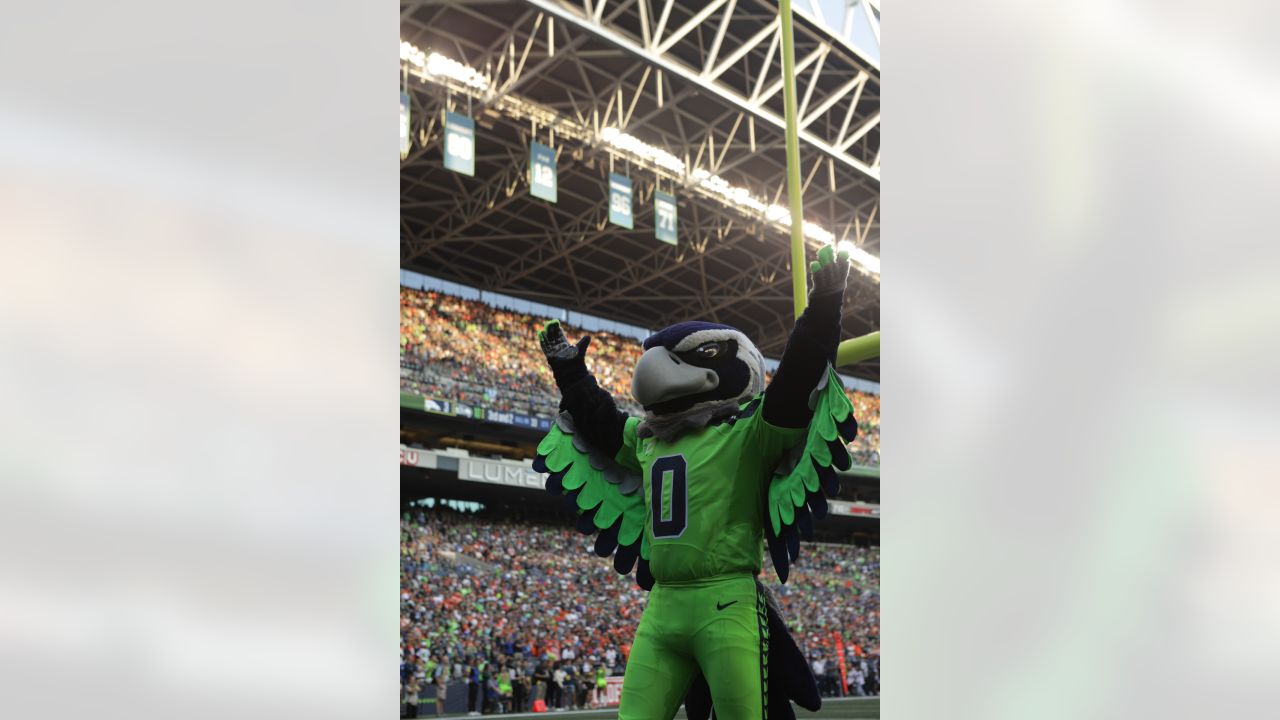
left=532, top=246, right=858, bottom=720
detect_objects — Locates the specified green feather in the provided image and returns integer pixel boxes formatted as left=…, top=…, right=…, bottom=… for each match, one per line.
left=766, top=366, right=855, bottom=536
left=618, top=512, right=643, bottom=547
left=594, top=499, right=622, bottom=531
left=536, top=427, right=564, bottom=456
left=533, top=418, right=648, bottom=571
left=576, top=479, right=604, bottom=511
left=561, top=460, right=589, bottom=491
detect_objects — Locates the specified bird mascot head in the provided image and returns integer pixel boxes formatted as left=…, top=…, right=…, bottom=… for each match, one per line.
left=630, top=321, right=766, bottom=440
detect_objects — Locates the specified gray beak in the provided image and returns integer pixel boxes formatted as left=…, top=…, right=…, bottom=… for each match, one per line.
left=631, top=346, right=719, bottom=407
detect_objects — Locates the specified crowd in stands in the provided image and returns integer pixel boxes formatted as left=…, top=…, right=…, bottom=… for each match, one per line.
left=400, top=507, right=879, bottom=714
left=400, top=286, right=880, bottom=466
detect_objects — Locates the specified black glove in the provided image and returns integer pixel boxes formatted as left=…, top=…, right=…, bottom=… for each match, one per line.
left=537, top=319, right=593, bottom=389
left=683, top=581, right=822, bottom=720
left=808, top=245, right=851, bottom=303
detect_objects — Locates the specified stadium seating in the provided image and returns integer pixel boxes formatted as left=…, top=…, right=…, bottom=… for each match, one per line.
left=400, top=509, right=879, bottom=711
left=400, top=286, right=880, bottom=466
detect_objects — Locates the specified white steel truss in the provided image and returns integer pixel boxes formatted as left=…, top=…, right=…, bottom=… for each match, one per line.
left=512, top=0, right=881, bottom=182
left=399, top=0, right=880, bottom=369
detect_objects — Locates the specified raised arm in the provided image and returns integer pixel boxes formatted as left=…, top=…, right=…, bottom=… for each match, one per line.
left=537, top=319, right=630, bottom=458
left=762, top=246, right=851, bottom=428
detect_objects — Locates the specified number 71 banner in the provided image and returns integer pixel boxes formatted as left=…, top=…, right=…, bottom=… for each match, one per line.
left=654, top=190, right=678, bottom=245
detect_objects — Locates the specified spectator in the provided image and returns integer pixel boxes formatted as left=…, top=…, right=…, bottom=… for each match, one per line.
left=401, top=507, right=879, bottom=706
left=434, top=667, right=447, bottom=717
left=551, top=663, right=566, bottom=710
left=403, top=677, right=420, bottom=719
left=466, top=662, right=480, bottom=716
left=399, top=286, right=881, bottom=465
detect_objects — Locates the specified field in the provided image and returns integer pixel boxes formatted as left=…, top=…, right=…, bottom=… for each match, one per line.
left=441, top=697, right=880, bottom=719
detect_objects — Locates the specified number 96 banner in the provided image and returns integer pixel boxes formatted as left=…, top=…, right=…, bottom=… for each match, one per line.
left=608, top=173, right=633, bottom=230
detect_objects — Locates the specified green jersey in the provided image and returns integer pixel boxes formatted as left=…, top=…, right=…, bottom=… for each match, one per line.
left=615, top=396, right=805, bottom=584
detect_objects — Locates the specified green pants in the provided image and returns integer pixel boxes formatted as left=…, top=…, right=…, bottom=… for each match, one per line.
left=619, top=574, right=769, bottom=720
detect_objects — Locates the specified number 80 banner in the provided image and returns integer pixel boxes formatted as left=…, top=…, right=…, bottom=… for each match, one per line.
left=443, top=111, right=475, bottom=176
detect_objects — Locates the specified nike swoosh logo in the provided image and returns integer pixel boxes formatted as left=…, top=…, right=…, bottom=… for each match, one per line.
left=716, top=600, right=738, bottom=611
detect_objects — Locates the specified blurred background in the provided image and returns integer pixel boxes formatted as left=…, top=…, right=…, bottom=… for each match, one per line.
left=0, top=0, right=1276, bottom=719
left=0, top=2, right=397, bottom=719
left=891, top=1, right=1280, bottom=718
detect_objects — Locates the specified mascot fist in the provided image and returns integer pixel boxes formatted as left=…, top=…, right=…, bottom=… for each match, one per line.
left=808, top=245, right=851, bottom=299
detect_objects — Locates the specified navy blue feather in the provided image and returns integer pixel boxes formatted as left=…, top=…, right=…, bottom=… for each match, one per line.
left=814, top=459, right=840, bottom=498
left=795, top=504, right=814, bottom=541
left=808, top=490, right=829, bottom=520
left=593, top=522, right=620, bottom=557
left=784, top=524, right=801, bottom=562
left=828, top=438, right=852, bottom=471
left=766, top=592, right=821, bottom=712
left=613, top=542, right=639, bottom=574
left=544, top=468, right=566, bottom=495
left=563, top=488, right=582, bottom=512
left=575, top=512, right=598, bottom=535
left=531, top=454, right=549, bottom=474
left=636, top=558, right=654, bottom=590
left=835, top=414, right=858, bottom=443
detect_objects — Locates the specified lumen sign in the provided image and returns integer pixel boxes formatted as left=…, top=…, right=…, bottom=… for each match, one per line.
left=458, top=457, right=544, bottom=489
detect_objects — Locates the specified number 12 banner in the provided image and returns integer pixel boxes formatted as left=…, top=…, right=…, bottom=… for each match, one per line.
left=530, top=142, right=557, bottom=202
left=654, top=190, right=678, bottom=245
left=608, top=173, right=633, bottom=229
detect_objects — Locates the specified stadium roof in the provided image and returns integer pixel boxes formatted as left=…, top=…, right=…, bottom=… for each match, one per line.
left=400, top=0, right=880, bottom=379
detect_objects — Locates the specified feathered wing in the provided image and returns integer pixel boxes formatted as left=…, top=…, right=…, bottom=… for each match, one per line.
left=532, top=412, right=654, bottom=590
left=765, top=365, right=858, bottom=584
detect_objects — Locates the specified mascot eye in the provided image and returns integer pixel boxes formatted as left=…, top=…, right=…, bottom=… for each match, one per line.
left=695, top=342, right=723, bottom=359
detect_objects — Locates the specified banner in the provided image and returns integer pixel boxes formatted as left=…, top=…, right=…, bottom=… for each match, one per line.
left=398, top=445, right=437, bottom=470
left=400, top=91, right=411, bottom=160
left=399, top=447, right=420, bottom=467
left=608, top=173, right=633, bottom=229
left=443, top=111, right=475, bottom=176
left=828, top=500, right=880, bottom=519
left=654, top=190, right=678, bottom=245
left=603, top=677, right=624, bottom=707
left=530, top=141, right=557, bottom=202
left=486, top=409, right=515, bottom=425
left=402, top=392, right=555, bottom=431
left=423, top=398, right=452, bottom=414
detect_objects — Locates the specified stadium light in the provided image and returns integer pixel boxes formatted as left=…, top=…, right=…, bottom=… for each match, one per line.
left=600, top=127, right=685, bottom=174
left=837, top=240, right=881, bottom=275
left=400, top=40, right=490, bottom=91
